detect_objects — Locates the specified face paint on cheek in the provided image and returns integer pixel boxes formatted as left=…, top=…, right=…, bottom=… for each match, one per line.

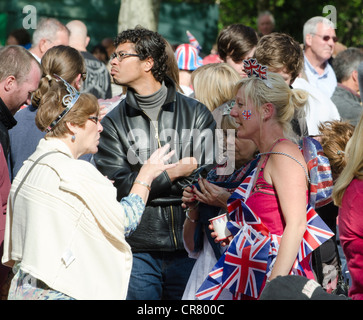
left=241, top=110, right=252, bottom=120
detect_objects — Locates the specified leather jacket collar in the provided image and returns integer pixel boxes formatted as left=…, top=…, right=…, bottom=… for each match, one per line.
left=0, top=98, right=17, bottom=130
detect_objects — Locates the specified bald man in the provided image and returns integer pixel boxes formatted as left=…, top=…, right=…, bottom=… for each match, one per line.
left=66, top=20, right=112, bottom=99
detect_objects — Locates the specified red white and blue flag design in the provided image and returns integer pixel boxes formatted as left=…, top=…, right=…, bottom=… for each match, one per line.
left=175, top=43, right=203, bottom=71
left=241, top=110, right=252, bottom=120
left=302, top=137, right=333, bottom=208
left=196, top=138, right=334, bottom=300
left=243, top=58, right=273, bottom=88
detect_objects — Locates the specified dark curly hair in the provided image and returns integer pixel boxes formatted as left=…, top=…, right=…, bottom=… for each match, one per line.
left=114, top=26, right=167, bottom=82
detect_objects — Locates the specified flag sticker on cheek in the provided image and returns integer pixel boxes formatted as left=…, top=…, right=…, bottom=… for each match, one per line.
left=242, top=110, right=252, bottom=120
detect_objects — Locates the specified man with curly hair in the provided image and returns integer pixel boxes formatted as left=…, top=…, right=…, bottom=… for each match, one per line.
left=94, top=27, right=216, bottom=300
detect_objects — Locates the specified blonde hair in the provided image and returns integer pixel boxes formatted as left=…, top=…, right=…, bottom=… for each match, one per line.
left=36, top=82, right=98, bottom=138
left=332, top=114, right=363, bottom=207
left=192, top=63, right=240, bottom=112
left=234, top=72, right=308, bottom=140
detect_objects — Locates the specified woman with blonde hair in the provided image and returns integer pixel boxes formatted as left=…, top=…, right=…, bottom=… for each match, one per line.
left=196, top=60, right=334, bottom=300
left=2, top=78, right=175, bottom=300
left=332, top=113, right=363, bottom=300
left=192, top=63, right=240, bottom=113
left=9, top=45, right=88, bottom=179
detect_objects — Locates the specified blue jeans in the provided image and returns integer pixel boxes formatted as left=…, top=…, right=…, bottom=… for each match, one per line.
left=126, top=251, right=195, bottom=300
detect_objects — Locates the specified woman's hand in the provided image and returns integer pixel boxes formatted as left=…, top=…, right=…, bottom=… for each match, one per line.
left=138, top=144, right=176, bottom=182
left=192, top=178, right=230, bottom=209
left=208, top=223, right=233, bottom=247
left=166, top=157, right=198, bottom=182
left=181, top=186, right=199, bottom=211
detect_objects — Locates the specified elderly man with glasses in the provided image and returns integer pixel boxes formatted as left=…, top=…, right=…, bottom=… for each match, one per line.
left=303, top=16, right=338, bottom=98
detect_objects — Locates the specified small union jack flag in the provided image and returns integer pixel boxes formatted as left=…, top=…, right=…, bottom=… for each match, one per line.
left=242, top=110, right=252, bottom=120
left=243, top=58, right=273, bottom=88
left=302, top=137, right=333, bottom=208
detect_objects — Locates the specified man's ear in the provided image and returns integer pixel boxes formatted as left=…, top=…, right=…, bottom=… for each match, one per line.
left=143, top=56, right=154, bottom=73
left=38, top=38, right=49, bottom=55
left=305, top=33, right=313, bottom=47
left=351, top=69, right=358, bottom=84
left=3, top=75, right=16, bottom=92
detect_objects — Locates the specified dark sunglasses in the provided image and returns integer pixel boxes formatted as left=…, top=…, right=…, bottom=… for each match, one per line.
left=312, top=33, right=338, bottom=43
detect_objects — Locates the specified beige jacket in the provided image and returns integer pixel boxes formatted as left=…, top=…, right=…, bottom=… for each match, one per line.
left=2, top=138, right=133, bottom=300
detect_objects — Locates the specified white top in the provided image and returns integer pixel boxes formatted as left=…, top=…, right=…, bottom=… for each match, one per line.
left=182, top=231, right=232, bottom=300
left=2, top=138, right=136, bottom=300
left=292, top=77, right=341, bottom=136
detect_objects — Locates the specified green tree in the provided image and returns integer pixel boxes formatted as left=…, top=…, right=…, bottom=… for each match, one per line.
left=167, top=0, right=363, bottom=46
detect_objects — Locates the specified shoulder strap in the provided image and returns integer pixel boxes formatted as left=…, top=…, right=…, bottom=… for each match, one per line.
left=260, top=138, right=289, bottom=169
left=13, top=151, right=59, bottom=204
left=257, top=151, right=310, bottom=183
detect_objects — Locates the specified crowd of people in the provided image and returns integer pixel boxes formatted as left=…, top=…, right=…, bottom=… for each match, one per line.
left=0, top=12, right=362, bottom=301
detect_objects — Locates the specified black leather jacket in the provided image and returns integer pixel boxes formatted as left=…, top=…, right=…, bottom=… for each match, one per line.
left=94, top=78, right=216, bottom=251
left=0, top=98, right=17, bottom=161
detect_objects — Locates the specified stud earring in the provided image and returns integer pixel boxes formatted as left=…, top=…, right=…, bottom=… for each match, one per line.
left=71, top=135, right=76, bottom=142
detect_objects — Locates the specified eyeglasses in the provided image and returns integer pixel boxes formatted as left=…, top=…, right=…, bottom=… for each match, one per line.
left=312, top=33, right=338, bottom=43
left=110, top=51, right=140, bottom=62
left=88, top=116, right=99, bottom=124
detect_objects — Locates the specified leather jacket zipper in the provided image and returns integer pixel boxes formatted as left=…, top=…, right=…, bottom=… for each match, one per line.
left=142, top=110, right=178, bottom=249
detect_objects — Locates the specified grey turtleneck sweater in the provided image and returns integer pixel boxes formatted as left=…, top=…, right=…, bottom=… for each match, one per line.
left=134, top=81, right=167, bottom=122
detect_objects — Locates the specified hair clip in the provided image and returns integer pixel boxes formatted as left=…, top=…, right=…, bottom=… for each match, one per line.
left=337, top=150, right=345, bottom=155
left=243, top=58, right=273, bottom=88
left=45, top=74, right=80, bottom=133
left=223, top=100, right=235, bottom=115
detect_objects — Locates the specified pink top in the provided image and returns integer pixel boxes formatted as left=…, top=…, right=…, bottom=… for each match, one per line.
left=245, top=140, right=313, bottom=278
left=339, top=178, right=363, bottom=300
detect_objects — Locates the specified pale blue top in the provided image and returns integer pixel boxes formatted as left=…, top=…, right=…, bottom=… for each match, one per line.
left=303, top=54, right=337, bottom=98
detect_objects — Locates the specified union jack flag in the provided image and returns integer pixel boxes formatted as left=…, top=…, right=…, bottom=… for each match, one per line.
left=242, top=110, right=252, bottom=120
left=298, top=204, right=335, bottom=261
left=243, top=58, right=267, bottom=80
left=302, top=137, right=333, bottom=208
left=243, top=58, right=258, bottom=77
left=243, top=58, right=273, bottom=88
left=196, top=151, right=334, bottom=300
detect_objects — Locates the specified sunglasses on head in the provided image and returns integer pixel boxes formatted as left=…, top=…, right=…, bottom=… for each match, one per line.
left=312, top=33, right=338, bottom=43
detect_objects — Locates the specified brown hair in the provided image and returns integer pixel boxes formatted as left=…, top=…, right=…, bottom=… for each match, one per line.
left=318, top=120, right=355, bottom=180
left=36, top=82, right=98, bottom=138
left=32, top=45, right=86, bottom=108
left=217, top=24, right=258, bottom=62
left=164, top=39, right=183, bottom=93
left=254, top=33, right=303, bottom=85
